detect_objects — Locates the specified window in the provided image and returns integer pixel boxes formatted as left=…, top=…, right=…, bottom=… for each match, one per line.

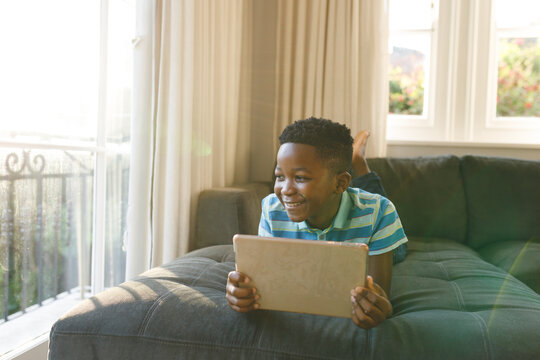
left=387, top=0, right=540, bottom=144
left=0, top=0, right=134, bottom=354
left=494, top=0, right=540, bottom=118
left=389, top=0, right=435, bottom=118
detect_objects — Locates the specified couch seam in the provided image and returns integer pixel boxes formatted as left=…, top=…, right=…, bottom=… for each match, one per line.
left=437, top=261, right=466, bottom=311
left=459, top=156, right=472, bottom=247
left=450, top=281, right=466, bottom=311
left=137, top=260, right=231, bottom=337
left=468, top=312, right=492, bottom=360
left=137, top=264, right=223, bottom=336
left=137, top=290, right=176, bottom=336
left=189, top=261, right=221, bottom=287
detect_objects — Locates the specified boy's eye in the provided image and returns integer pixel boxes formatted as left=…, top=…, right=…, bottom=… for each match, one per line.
left=275, top=175, right=284, bottom=181
left=295, top=176, right=309, bottom=181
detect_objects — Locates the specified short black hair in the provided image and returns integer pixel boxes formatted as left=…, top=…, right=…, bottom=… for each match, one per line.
left=278, top=117, right=353, bottom=174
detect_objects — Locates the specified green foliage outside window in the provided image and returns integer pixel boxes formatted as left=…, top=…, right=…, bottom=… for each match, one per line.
left=389, top=38, right=540, bottom=117
left=497, top=38, right=540, bottom=117
left=389, top=65, right=425, bottom=115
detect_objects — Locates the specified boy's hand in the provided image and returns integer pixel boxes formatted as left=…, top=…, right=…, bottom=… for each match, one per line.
left=351, top=275, right=393, bottom=329
left=226, top=271, right=260, bottom=312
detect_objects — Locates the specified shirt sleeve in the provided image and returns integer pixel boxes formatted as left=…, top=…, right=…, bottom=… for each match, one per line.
left=258, top=197, right=273, bottom=237
left=368, top=197, right=408, bottom=255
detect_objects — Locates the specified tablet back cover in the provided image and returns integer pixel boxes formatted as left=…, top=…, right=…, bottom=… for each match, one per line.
left=233, top=234, right=368, bottom=318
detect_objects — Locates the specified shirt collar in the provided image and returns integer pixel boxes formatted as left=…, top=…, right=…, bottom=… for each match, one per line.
left=297, top=191, right=351, bottom=232
left=332, top=190, right=351, bottom=229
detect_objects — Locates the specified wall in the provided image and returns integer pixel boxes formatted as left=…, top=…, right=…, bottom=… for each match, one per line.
left=387, top=141, right=540, bottom=161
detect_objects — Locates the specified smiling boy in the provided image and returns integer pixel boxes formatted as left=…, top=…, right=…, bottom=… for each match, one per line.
left=226, top=117, right=408, bottom=329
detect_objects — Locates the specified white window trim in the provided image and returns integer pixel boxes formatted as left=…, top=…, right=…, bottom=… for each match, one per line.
left=387, top=0, right=540, bottom=146
left=0, top=289, right=86, bottom=359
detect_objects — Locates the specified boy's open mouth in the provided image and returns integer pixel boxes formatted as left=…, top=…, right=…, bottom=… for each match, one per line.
left=284, top=201, right=305, bottom=209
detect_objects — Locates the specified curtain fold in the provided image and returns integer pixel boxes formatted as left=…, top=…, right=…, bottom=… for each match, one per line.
left=272, top=0, right=389, bottom=158
left=127, top=0, right=388, bottom=279
left=127, top=0, right=251, bottom=278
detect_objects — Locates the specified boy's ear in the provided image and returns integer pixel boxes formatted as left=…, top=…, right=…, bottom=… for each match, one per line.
left=335, top=171, right=351, bottom=193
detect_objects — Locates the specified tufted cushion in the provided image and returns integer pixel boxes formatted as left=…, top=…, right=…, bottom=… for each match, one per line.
left=477, top=238, right=540, bottom=293
left=49, top=241, right=540, bottom=359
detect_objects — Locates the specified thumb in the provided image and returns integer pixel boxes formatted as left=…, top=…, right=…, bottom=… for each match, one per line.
left=366, top=275, right=374, bottom=289
left=366, top=275, right=387, bottom=298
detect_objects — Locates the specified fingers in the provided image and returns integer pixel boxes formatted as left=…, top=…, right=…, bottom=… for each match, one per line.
left=226, top=282, right=255, bottom=299
left=353, top=294, right=386, bottom=324
left=227, top=271, right=254, bottom=297
left=228, top=271, right=250, bottom=286
left=351, top=299, right=377, bottom=329
left=353, top=277, right=393, bottom=317
left=226, top=292, right=260, bottom=312
left=226, top=271, right=259, bottom=313
left=350, top=280, right=393, bottom=328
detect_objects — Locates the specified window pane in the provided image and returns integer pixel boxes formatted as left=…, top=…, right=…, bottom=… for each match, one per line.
left=389, top=0, right=434, bottom=30
left=495, top=0, right=540, bottom=29
left=0, top=1, right=100, bottom=143
left=104, top=153, right=129, bottom=288
left=495, top=0, right=540, bottom=118
left=389, top=0, right=434, bottom=117
left=496, top=37, right=540, bottom=117
left=389, top=35, right=430, bottom=116
left=0, top=149, right=94, bottom=319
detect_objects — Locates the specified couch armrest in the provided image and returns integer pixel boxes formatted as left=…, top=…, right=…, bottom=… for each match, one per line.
left=193, top=182, right=271, bottom=250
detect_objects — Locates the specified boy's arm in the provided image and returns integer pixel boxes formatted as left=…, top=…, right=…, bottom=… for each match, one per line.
left=368, top=251, right=393, bottom=295
left=351, top=251, right=393, bottom=329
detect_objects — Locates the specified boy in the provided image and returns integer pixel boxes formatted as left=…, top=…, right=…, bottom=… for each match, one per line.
left=226, top=117, right=408, bottom=329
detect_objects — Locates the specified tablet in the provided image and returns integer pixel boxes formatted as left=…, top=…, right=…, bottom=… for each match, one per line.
left=233, top=234, right=368, bottom=318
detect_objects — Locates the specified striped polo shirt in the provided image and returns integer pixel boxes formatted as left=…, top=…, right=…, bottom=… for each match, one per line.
left=258, top=187, right=408, bottom=256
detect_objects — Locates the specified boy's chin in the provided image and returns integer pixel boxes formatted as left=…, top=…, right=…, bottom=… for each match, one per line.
left=285, top=210, right=308, bottom=223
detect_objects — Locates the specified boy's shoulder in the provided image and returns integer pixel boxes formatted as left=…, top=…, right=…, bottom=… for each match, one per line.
left=262, top=193, right=284, bottom=210
left=345, top=187, right=390, bottom=208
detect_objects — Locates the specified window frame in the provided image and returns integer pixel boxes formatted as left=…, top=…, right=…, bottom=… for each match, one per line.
left=387, top=0, right=540, bottom=145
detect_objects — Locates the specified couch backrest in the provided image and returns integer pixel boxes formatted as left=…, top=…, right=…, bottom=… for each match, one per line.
left=195, top=155, right=539, bottom=251
left=460, top=155, right=540, bottom=249
left=193, top=182, right=272, bottom=250
left=368, top=155, right=468, bottom=244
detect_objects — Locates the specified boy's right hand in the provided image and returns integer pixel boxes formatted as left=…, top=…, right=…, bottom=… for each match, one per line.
left=226, top=271, right=260, bottom=312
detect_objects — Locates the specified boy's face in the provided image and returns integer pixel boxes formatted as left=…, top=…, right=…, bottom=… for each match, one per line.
left=274, top=143, right=349, bottom=230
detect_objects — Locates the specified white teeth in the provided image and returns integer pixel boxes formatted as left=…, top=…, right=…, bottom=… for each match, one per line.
left=285, top=202, right=304, bottom=208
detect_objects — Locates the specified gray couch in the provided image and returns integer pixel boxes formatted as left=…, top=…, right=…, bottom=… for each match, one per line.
left=49, top=155, right=540, bottom=359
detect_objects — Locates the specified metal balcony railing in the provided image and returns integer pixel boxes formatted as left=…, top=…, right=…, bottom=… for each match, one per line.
left=0, top=150, right=95, bottom=321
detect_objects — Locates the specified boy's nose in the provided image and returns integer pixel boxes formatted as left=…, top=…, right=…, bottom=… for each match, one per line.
left=281, top=180, right=296, bottom=195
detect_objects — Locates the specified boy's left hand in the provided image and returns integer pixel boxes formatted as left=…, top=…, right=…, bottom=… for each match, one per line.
left=350, top=275, right=393, bottom=329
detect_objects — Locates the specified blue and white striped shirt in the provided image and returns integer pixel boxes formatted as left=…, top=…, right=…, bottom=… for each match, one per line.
left=258, top=187, right=408, bottom=256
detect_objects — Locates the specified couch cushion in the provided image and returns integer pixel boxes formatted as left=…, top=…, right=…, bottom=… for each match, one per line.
left=368, top=156, right=467, bottom=243
left=461, top=155, right=540, bottom=249
left=50, top=241, right=540, bottom=359
left=477, top=239, right=540, bottom=293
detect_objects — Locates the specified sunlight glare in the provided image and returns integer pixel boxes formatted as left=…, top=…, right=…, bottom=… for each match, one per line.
left=0, top=0, right=100, bottom=142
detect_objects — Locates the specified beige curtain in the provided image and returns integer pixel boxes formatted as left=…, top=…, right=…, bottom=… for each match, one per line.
left=127, top=0, right=389, bottom=278
left=272, top=0, right=389, bottom=157
left=127, top=0, right=251, bottom=278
